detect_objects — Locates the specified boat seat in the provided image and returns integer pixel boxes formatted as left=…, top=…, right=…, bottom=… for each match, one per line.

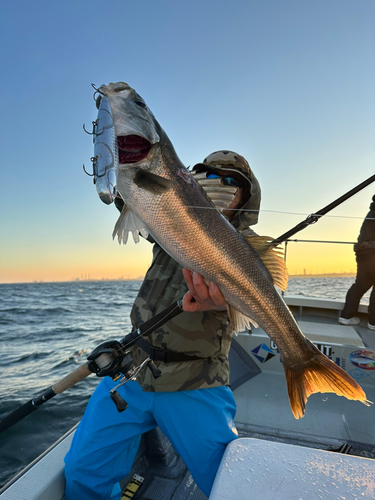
left=209, top=437, right=375, bottom=499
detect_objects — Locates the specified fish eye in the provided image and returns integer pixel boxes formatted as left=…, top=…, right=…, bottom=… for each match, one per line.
left=135, top=100, right=146, bottom=108
left=113, top=82, right=129, bottom=92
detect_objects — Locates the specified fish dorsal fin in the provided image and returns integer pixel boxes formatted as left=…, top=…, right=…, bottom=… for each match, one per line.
left=227, top=304, right=258, bottom=334
left=112, top=205, right=149, bottom=244
left=244, top=235, right=288, bottom=292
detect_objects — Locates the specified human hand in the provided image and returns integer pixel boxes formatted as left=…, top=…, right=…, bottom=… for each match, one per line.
left=182, top=269, right=227, bottom=312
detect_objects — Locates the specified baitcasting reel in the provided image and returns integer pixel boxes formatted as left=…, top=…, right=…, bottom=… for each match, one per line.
left=87, top=339, right=162, bottom=412
left=85, top=300, right=183, bottom=412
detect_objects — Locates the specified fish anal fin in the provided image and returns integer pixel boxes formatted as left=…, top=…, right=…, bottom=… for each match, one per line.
left=227, top=304, right=257, bottom=334
left=112, top=205, right=149, bottom=244
left=285, top=349, right=370, bottom=419
left=134, top=169, right=172, bottom=194
left=244, top=235, right=288, bottom=292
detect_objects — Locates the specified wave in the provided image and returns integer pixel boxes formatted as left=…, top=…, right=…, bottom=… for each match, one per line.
left=2, top=351, right=54, bottom=366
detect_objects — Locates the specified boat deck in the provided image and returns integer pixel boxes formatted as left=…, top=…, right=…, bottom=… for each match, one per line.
left=233, top=295, right=375, bottom=454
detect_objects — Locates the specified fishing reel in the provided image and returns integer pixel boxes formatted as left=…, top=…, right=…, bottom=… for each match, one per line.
left=85, top=300, right=183, bottom=412
left=86, top=340, right=162, bottom=412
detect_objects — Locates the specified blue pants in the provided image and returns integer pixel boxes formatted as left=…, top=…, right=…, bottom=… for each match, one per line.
left=64, top=378, right=238, bottom=499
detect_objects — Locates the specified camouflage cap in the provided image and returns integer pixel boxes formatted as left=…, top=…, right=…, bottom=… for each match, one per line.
left=202, top=150, right=251, bottom=175
left=192, top=150, right=261, bottom=229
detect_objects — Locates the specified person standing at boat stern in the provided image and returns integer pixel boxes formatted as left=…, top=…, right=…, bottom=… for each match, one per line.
left=339, top=194, right=375, bottom=330
left=64, top=151, right=261, bottom=500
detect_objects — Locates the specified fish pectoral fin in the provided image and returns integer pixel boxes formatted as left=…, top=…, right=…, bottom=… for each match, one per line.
left=243, top=235, right=288, bottom=292
left=112, top=205, right=149, bottom=244
left=285, top=343, right=370, bottom=420
left=227, top=305, right=258, bottom=334
left=134, top=169, right=173, bottom=194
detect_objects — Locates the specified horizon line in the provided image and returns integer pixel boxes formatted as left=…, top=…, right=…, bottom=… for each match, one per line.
left=0, top=272, right=357, bottom=285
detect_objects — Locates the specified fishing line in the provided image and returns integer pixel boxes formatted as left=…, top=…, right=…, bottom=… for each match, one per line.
left=181, top=205, right=375, bottom=220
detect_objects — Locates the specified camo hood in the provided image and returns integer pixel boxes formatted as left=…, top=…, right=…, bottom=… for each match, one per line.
left=192, top=150, right=261, bottom=230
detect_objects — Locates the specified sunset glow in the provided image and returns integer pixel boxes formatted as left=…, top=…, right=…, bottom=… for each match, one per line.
left=0, top=1, right=373, bottom=284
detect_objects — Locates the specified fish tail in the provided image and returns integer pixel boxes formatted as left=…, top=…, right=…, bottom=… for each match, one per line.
left=284, top=349, right=370, bottom=419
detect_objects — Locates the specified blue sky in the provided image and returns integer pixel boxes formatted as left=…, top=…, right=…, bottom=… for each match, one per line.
left=1, top=0, right=374, bottom=282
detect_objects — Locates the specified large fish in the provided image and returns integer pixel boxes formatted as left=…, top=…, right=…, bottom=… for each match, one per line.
left=92, top=81, right=369, bottom=419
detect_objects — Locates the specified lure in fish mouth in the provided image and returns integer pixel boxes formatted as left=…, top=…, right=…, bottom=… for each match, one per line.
left=89, top=81, right=371, bottom=419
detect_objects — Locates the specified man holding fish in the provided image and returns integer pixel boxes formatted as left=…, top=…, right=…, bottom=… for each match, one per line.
left=64, top=82, right=368, bottom=499
left=65, top=149, right=261, bottom=499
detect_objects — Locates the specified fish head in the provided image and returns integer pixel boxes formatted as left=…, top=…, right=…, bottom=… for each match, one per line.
left=98, top=82, right=160, bottom=162
left=93, top=82, right=164, bottom=205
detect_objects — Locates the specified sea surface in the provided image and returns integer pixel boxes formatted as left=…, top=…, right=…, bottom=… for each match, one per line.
left=0, top=277, right=370, bottom=488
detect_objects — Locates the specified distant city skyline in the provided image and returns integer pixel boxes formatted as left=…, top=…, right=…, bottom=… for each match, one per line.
left=1, top=271, right=356, bottom=286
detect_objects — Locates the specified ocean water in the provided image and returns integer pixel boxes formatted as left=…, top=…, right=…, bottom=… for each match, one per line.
left=0, top=280, right=141, bottom=489
left=0, top=277, right=370, bottom=488
left=285, top=276, right=369, bottom=304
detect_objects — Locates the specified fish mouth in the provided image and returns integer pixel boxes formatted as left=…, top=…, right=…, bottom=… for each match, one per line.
left=117, top=135, right=152, bottom=164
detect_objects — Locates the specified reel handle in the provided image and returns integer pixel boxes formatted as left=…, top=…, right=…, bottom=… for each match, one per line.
left=110, top=391, right=128, bottom=412
left=147, top=360, right=162, bottom=379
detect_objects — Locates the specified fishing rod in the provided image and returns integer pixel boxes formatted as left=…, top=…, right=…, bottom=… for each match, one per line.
left=271, top=173, right=375, bottom=246
left=0, top=301, right=183, bottom=434
left=1, top=174, right=373, bottom=433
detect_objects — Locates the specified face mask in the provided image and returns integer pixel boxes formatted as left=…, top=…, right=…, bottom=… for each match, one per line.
left=191, top=170, right=238, bottom=215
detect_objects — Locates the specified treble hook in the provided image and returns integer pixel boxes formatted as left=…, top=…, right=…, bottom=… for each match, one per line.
left=83, top=120, right=98, bottom=135
left=83, top=162, right=95, bottom=177
left=83, top=156, right=106, bottom=182
left=91, top=83, right=105, bottom=96
left=83, top=119, right=103, bottom=144
left=83, top=124, right=94, bottom=135
left=92, top=83, right=106, bottom=108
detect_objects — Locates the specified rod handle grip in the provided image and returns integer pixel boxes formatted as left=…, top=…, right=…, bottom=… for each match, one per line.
left=53, top=363, right=92, bottom=394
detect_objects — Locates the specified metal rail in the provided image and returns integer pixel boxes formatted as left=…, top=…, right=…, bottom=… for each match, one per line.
left=285, top=239, right=356, bottom=245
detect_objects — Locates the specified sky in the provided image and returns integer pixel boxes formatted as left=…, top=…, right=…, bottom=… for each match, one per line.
left=0, top=0, right=374, bottom=283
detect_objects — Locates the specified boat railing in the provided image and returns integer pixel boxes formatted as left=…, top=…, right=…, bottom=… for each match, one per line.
left=281, top=238, right=357, bottom=296
left=283, top=238, right=356, bottom=259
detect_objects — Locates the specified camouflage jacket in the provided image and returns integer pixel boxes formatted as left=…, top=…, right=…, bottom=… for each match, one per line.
left=125, top=151, right=261, bottom=392
left=129, top=243, right=233, bottom=392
